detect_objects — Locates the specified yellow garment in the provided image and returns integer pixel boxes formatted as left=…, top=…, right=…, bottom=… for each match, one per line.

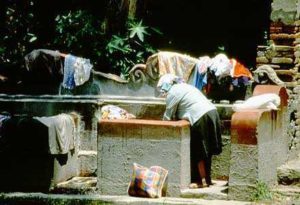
left=147, top=51, right=198, bottom=82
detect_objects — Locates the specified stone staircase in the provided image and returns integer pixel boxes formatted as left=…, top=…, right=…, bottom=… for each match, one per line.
left=254, top=8, right=300, bottom=204
left=271, top=156, right=300, bottom=202
left=277, top=157, right=300, bottom=186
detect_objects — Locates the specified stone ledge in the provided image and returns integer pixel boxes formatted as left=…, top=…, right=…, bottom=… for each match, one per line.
left=277, top=158, right=300, bottom=185
left=98, top=119, right=191, bottom=196
left=99, top=119, right=190, bottom=127
left=180, top=180, right=228, bottom=200
left=0, top=192, right=252, bottom=205
left=78, top=151, right=97, bottom=177
left=228, top=85, right=289, bottom=201
left=231, top=110, right=265, bottom=145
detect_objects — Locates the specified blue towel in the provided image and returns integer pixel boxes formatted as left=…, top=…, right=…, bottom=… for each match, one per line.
left=62, top=54, right=76, bottom=89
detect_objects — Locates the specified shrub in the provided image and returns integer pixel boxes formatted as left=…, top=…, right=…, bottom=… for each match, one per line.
left=104, top=19, right=160, bottom=79
left=54, top=10, right=105, bottom=67
left=251, top=180, right=273, bottom=201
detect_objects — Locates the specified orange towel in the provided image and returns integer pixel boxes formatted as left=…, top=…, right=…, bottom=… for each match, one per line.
left=230, top=59, right=253, bottom=79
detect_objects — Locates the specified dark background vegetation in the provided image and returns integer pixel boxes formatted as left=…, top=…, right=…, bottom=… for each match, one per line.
left=0, top=0, right=271, bottom=77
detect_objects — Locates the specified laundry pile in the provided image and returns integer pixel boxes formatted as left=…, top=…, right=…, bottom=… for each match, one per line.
left=100, top=105, right=136, bottom=120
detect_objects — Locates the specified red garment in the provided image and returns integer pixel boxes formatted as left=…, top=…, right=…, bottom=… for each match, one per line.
left=230, top=59, right=253, bottom=79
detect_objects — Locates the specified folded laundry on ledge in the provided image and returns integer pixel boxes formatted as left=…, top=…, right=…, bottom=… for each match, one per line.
left=100, top=105, right=136, bottom=120
left=232, top=93, right=281, bottom=112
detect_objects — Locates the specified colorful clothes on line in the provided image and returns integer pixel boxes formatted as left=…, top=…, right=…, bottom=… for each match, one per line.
left=149, top=51, right=199, bottom=82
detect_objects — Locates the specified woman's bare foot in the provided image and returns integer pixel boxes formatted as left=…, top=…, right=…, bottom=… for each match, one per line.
left=189, top=183, right=208, bottom=189
left=189, top=183, right=199, bottom=189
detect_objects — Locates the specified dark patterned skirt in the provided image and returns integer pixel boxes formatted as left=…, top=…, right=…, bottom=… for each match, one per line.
left=190, top=109, right=222, bottom=182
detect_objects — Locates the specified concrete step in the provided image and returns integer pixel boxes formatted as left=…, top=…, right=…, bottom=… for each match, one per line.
left=1, top=181, right=299, bottom=205
left=78, top=150, right=97, bottom=177
left=180, top=180, right=228, bottom=200
left=277, top=157, right=300, bottom=185
left=51, top=176, right=97, bottom=194
left=271, top=184, right=300, bottom=202
left=0, top=192, right=253, bottom=205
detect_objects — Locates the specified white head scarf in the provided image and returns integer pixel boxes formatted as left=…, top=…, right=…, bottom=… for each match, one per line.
left=157, top=74, right=184, bottom=93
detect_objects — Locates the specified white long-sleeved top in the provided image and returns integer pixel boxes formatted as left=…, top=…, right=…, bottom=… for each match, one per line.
left=163, top=83, right=216, bottom=125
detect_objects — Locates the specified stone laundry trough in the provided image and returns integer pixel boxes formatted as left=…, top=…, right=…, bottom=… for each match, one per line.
left=98, top=119, right=191, bottom=197
left=0, top=94, right=233, bottom=195
left=229, top=85, right=289, bottom=200
left=97, top=97, right=234, bottom=197
left=0, top=84, right=290, bottom=201
left=0, top=96, right=100, bottom=192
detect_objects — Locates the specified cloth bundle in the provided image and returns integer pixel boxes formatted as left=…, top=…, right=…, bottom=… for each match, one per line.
left=128, top=163, right=168, bottom=198
left=101, top=105, right=136, bottom=120
left=232, top=93, right=281, bottom=112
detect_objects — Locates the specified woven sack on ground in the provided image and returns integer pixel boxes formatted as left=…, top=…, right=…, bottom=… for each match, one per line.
left=127, top=163, right=168, bottom=198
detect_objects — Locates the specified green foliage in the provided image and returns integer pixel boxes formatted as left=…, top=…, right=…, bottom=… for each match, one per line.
left=251, top=180, right=273, bottom=201
left=53, top=11, right=160, bottom=78
left=104, top=19, right=160, bottom=79
left=1, top=1, right=37, bottom=65
left=1, top=3, right=161, bottom=77
left=54, top=10, right=105, bottom=66
left=128, top=20, right=149, bottom=42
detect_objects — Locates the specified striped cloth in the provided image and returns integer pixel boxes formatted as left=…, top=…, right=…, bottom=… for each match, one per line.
left=128, top=163, right=168, bottom=198
left=148, top=51, right=199, bottom=82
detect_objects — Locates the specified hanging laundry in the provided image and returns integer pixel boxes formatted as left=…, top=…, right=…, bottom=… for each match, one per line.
left=63, top=55, right=77, bottom=89
left=148, top=51, right=199, bottom=82
left=73, top=57, right=93, bottom=86
left=232, top=76, right=250, bottom=87
left=230, top=59, right=253, bottom=79
left=62, top=54, right=93, bottom=89
left=209, top=54, right=232, bottom=77
left=0, top=114, right=10, bottom=128
left=191, top=56, right=211, bottom=90
left=34, top=113, right=76, bottom=155
left=195, top=56, right=212, bottom=74
left=24, top=49, right=64, bottom=79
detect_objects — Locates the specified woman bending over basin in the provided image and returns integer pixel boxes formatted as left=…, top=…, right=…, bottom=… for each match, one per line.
left=157, top=74, right=222, bottom=188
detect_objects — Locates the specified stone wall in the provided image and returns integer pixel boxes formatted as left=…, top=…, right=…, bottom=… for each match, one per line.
left=255, top=0, right=300, bottom=161
left=98, top=119, right=190, bottom=197
left=228, top=85, right=289, bottom=201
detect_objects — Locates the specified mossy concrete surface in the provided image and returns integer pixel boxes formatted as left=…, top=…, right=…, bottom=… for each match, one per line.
left=0, top=192, right=252, bottom=205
